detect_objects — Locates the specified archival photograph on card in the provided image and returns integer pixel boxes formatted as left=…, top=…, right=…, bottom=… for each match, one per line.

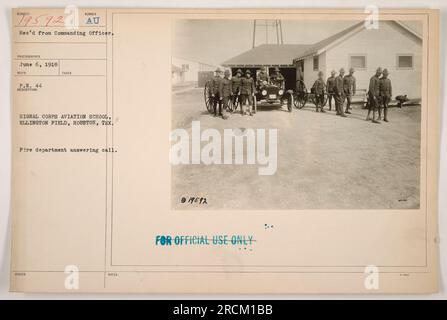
left=170, top=19, right=423, bottom=210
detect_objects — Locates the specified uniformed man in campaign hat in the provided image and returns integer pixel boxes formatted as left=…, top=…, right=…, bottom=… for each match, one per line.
left=334, top=68, right=347, bottom=117
left=366, top=67, right=383, bottom=123
left=379, top=68, right=392, bottom=122
left=218, top=69, right=233, bottom=120
left=256, top=66, right=270, bottom=89
left=240, top=69, right=255, bottom=116
left=343, top=67, right=356, bottom=114
left=231, top=69, right=243, bottom=112
left=312, top=71, right=326, bottom=113
left=209, top=67, right=223, bottom=117
left=271, top=67, right=285, bottom=89
left=326, top=70, right=336, bottom=111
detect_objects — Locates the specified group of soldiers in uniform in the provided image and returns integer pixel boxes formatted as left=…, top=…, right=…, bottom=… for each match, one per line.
left=208, top=66, right=285, bottom=119
left=314, top=67, right=356, bottom=117
left=256, top=66, right=285, bottom=88
left=365, top=67, right=393, bottom=123
left=209, top=65, right=393, bottom=123
left=312, top=67, right=392, bottom=123
left=209, top=67, right=253, bottom=119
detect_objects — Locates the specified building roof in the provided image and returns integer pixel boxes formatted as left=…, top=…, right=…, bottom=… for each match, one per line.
left=222, top=44, right=312, bottom=67
left=293, top=21, right=422, bottom=61
left=222, top=20, right=422, bottom=67
left=294, top=22, right=363, bottom=60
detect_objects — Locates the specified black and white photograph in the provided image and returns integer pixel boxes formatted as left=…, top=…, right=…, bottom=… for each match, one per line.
left=171, top=19, right=423, bottom=210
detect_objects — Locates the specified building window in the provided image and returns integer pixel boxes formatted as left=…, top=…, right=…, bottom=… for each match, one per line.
left=313, top=56, right=319, bottom=71
left=350, top=55, right=366, bottom=69
left=397, top=55, right=413, bottom=69
left=182, top=64, right=189, bottom=72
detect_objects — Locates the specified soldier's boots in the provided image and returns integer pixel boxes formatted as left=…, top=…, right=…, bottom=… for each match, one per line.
left=337, top=106, right=347, bottom=117
left=316, top=105, right=325, bottom=113
left=335, top=104, right=341, bottom=115
left=383, top=109, right=389, bottom=122
left=243, top=103, right=253, bottom=116
left=372, top=111, right=380, bottom=124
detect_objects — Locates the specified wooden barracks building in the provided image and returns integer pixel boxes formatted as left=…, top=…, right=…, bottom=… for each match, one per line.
left=222, top=21, right=422, bottom=99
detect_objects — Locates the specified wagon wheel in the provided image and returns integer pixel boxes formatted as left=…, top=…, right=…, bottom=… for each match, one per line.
left=236, top=95, right=241, bottom=112
left=294, top=91, right=308, bottom=109
left=322, top=93, right=329, bottom=107
left=309, top=93, right=328, bottom=109
left=226, top=98, right=234, bottom=113
left=204, top=81, right=214, bottom=114
left=309, top=93, right=317, bottom=106
left=293, top=92, right=299, bottom=108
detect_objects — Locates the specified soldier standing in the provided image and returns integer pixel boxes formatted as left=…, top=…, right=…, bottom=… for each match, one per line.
left=366, top=67, right=382, bottom=124
left=231, top=69, right=243, bottom=112
left=312, top=71, right=326, bottom=113
left=326, top=70, right=336, bottom=111
left=209, top=67, right=223, bottom=117
left=270, top=67, right=285, bottom=89
left=257, top=66, right=270, bottom=89
left=379, top=68, right=392, bottom=122
left=334, top=68, right=347, bottom=117
left=343, top=68, right=356, bottom=114
left=240, top=70, right=255, bottom=116
left=218, top=69, right=232, bottom=120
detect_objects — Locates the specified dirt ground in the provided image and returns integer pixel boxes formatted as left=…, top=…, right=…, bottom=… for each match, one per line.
left=171, top=88, right=421, bottom=210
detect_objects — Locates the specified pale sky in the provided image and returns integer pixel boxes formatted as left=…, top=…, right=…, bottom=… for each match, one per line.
left=173, top=19, right=422, bottom=66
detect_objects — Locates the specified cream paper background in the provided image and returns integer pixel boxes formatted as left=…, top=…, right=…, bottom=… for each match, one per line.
left=1, top=3, right=444, bottom=297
